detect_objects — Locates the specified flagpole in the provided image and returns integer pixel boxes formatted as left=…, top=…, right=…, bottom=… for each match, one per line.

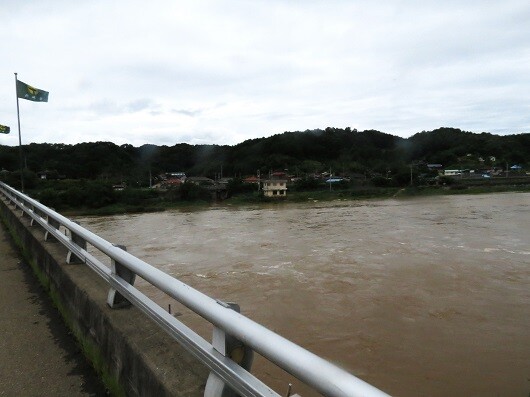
left=14, top=72, right=25, bottom=192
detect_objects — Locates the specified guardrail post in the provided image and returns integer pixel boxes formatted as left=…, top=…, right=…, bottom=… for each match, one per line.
left=66, top=223, right=87, bottom=264
left=204, top=301, right=254, bottom=397
left=10, top=197, right=18, bottom=209
left=45, top=213, right=61, bottom=242
left=30, top=205, right=38, bottom=226
left=107, top=245, right=136, bottom=309
left=18, top=199, right=25, bottom=217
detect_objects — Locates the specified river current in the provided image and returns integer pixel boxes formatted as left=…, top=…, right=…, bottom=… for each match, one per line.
left=77, top=192, right=530, bottom=396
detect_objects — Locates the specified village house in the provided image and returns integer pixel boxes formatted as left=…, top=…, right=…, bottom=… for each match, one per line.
left=37, top=170, right=63, bottom=180
left=187, top=176, right=215, bottom=186
left=427, top=164, right=443, bottom=171
left=444, top=169, right=462, bottom=176
left=242, top=175, right=259, bottom=184
left=262, top=179, right=287, bottom=197
left=166, top=172, right=186, bottom=181
left=162, top=178, right=183, bottom=188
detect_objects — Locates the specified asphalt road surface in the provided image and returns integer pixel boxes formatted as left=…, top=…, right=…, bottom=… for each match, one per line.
left=0, top=222, right=107, bottom=397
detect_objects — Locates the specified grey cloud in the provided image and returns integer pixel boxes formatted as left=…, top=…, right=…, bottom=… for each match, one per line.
left=88, top=100, right=122, bottom=116
left=126, top=99, right=156, bottom=113
left=1, top=0, right=529, bottom=147
left=88, top=98, right=159, bottom=116
left=172, top=108, right=203, bottom=117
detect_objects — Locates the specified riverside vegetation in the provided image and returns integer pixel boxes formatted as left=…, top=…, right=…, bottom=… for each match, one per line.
left=0, top=127, right=529, bottom=214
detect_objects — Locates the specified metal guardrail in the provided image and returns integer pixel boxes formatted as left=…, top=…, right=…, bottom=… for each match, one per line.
left=0, top=182, right=390, bottom=397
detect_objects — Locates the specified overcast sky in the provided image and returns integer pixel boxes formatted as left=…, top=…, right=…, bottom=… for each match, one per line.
left=1, top=0, right=529, bottom=147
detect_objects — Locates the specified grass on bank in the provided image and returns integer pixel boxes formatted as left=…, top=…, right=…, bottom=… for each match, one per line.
left=79, top=185, right=530, bottom=215
left=20, top=179, right=530, bottom=217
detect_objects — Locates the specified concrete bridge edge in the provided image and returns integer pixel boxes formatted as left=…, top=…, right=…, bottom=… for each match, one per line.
left=0, top=197, right=208, bottom=397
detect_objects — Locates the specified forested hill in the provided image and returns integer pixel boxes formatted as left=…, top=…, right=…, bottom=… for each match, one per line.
left=0, top=127, right=528, bottom=183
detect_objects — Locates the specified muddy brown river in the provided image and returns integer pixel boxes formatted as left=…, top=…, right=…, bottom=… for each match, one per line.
left=77, top=192, right=530, bottom=396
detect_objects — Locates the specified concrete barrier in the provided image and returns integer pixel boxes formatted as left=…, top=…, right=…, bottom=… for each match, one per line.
left=0, top=196, right=208, bottom=397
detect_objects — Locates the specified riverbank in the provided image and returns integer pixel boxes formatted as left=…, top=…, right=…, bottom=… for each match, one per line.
left=58, top=183, right=530, bottom=216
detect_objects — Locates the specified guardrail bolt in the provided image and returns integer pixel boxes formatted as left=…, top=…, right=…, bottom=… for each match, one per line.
left=284, top=383, right=301, bottom=397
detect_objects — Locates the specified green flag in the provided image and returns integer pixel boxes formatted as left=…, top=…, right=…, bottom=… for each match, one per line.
left=0, top=124, right=10, bottom=134
left=16, top=79, right=49, bottom=102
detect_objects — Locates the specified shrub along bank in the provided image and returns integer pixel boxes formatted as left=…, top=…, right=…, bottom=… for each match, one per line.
left=4, top=175, right=525, bottom=216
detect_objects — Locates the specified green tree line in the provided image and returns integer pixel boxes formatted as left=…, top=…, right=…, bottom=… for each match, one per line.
left=0, top=127, right=528, bottom=186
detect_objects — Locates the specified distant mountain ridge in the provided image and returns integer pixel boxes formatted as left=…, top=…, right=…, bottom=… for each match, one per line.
left=0, top=127, right=528, bottom=184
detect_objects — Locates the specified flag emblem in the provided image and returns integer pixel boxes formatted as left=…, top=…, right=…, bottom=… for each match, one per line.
left=16, top=80, right=49, bottom=102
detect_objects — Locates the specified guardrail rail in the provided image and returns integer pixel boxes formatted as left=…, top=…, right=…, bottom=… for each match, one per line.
left=0, top=181, right=390, bottom=397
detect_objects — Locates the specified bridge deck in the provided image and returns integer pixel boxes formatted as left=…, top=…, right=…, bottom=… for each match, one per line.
left=0, top=222, right=107, bottom=396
